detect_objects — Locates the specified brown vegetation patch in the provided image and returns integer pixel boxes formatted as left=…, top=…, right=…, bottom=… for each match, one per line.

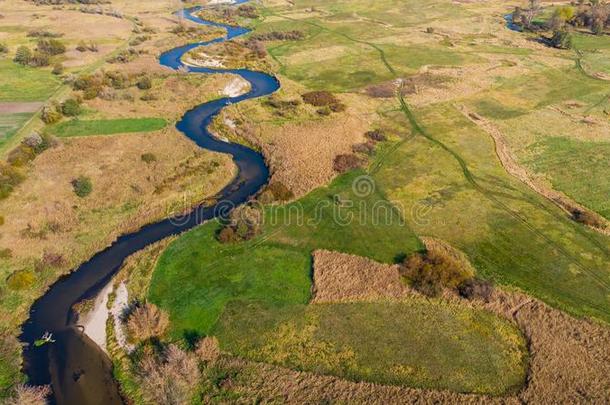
left=480, top=289, right=610, bottom=404
left=311, top=250, right=407, bottom=303
left=210, top=356, right=514, bottom=404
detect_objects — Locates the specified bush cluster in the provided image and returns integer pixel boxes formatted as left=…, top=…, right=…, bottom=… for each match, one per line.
left=72, top=71, right=154, bottom=99
left=217, top=205, right=262, bottom=243
left=399, top=250, right=475, bottom=297
left=250, top=30, right=305, bottom=41
left=333, top=153, right=365, bottom=173
left=301, top=91, right=346, bottom=114
left=257, top=181, right=294, bottom=204
left=13, top=38, right=66, bottom=67
left=7, top=132, right=56, bottom=167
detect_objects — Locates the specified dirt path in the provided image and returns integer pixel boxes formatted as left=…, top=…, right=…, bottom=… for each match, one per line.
left=456, top=104, right=610, bottom=236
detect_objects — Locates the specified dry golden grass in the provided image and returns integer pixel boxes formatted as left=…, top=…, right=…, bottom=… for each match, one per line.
left=0, top=0, right=133, bottom=68
left=211, top=356, right=516, bottom=405
left=215, top=82, right=379, bottom=197
left=85, top=73, right=237, bottom=122
left=311, top=249, right=407, bottom=303
left=480, top=290, right=610, bottom=404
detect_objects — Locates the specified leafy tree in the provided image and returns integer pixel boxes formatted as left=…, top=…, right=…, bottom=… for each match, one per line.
left=40, top=104, right=62, bottom=124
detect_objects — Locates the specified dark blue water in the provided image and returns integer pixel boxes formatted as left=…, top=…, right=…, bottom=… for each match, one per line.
left=504, top=13, right=523, bottom=32
left=19, top=3, right=279, bottom=404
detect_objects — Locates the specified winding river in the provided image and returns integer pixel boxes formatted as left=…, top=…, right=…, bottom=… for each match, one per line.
left=19, top=2, right=279, bottom=403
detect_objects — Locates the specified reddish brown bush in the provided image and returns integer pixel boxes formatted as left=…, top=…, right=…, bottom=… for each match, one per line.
left=302, top=91, right=335, bottom=106
left=400, top=250, right=474, bottom=297
left=570, top=208, right=602, bottom=228
left=333, top=154, right=364, bottom=173
left=365, top=129, right=387, bottom=142
left=458, top=278, right=493, bottom=302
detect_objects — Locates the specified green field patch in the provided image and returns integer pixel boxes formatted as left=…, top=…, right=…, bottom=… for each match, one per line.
left=214, top=300, right=527, bottom=395
left=524, top=137, right=610, bottom=220
left=374, top=104, right=610, bottom=322
left=149, top=171, right=422, bottom=337
left=0, top=112, right=33, bottom=147
left=0, top=60, right=59, bottom=102
left=46, top=118, right=167, bottom=137
left=473, top=99, right=527, bottom=120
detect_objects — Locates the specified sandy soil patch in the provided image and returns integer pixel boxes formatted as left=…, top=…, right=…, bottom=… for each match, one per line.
left=223, top=76, right=251, bottom=97
left=79, top=282, right=113, bottom=352
left=0, top=102, right=43, bottom=114
left=311, top=250, right=407, bottom=303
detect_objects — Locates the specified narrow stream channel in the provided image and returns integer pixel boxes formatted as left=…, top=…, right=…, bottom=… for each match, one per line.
left=19, top=2, right=279, bottom=403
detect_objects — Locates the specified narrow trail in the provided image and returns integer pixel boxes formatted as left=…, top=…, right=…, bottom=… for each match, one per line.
left=267, top=8, right=610, bottom=292
left=19, top=2, right=279, bottom=404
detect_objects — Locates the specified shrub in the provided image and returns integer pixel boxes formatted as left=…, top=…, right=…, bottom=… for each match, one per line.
left=71, top=176, right=92, bottom=198
left=5, top=384, right=51, bottom=405
left=41, top=104, right=62, bottom=124
left=42, top=251, right=65, bottom=268
left=137, top=345, right=200, bottom=405
left=266, top=181, right=294, bottom=201
left=196, top=336, right=220, bottom=363
left=7, top=270, right=36, bottom=291
left=0, top=248, right=12, bottom=259
left=13, top=46, right=32, bottom=65
left=550, top=30, right=572, bottom=49
left=426, top=27, right=435, bottom=34
left=136, top=75, right=152, bottom=90
left=352, top=141, right=375, bottom=155
left=28, top=51, right=50, bottom=67
left=0, top=163, right=25, bottom=199
left=141, top=153, right=157, bottom=163
left=365, top=129, right=387, bottom=142
left=400, top=250, right=474, bottom=297
left=570, top=208, right=602, bottom=228
left=52, top=62, right=64, bottom=75
left=76, top=41, right=87, bottom=52
left=61, top=98, right=81, bottom=116
left=302, top=91, right=339, bottom=107
left=0, top=43, right=7, bottom=54
left=365, top=82, right=395, bottom=98
left=37, top=38, right=66, bottom=55
left=458, top=278, right=493, bottom=302
left=127, top=302, right=169, bottom=342
left=333, top=153, right=364, bottom=173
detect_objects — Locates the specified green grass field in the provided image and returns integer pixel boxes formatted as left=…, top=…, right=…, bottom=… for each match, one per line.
left=374, top=104, right=610, bottom=323
left=148, top=171, right=530, bottom=394
left=0, top=112, right=33, bottom=148
left=45, top=118, right=167, bottom=137
left=215, top=300, right=527, bottom=395
left=524, top=137, right=610, bottom=220
left=0, top=60, right=59, bottom=102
